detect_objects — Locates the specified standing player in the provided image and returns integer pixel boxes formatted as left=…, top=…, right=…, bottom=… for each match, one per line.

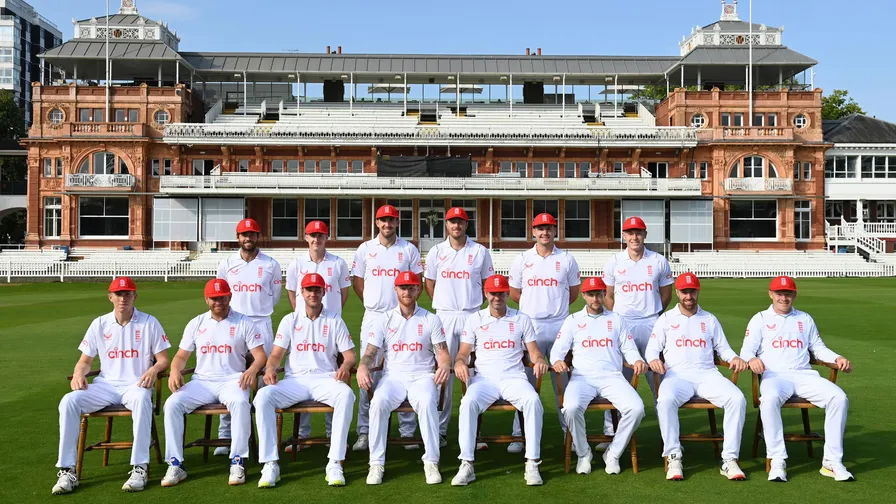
left=646, top=272, right=748, bottom=481
left=254, top=273, right=356, bottom=488
left=740, top=276, right=854, bottom=482
left=285, top=220, right=351, bottom=443
left=357, top=271, right=450, bottom=485
left=550, top=277, right=647, bottom=475
left=351, top=204, right=424, bottom=451
left=451, top=274, right=548, bottom=486
left=424, top=207, right=493, bottom=445
left=214, top=217, right=282, bottom=454
left=507, top=212, right=580, bottom=452
left=52, top=277, right=170, bottom=495
left=161, top=279, right=267, bottom=487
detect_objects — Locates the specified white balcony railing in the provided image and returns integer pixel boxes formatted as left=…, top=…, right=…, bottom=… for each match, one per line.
left=66, top=173, right=136, bottom=188
left=723, top=177, right=793, bottom=192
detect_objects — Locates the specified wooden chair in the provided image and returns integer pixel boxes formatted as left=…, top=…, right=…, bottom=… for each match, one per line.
left=652, top=353, right=740, bottom=470
left=750, top=355, right=842, bottom=472
left=555, top=351, right=640, bottom=473
left=68, top=370, right=163, bottom=478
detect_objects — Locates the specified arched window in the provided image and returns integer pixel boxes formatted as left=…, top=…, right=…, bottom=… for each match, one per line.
left=730, top=155, right=778, bottom=178
left=78, top=152, right=129, bottom=175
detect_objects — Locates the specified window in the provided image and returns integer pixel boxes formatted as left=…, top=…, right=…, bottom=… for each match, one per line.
left=286, top=160, right=299, bottom=173
left=44, top=197, right=61, bottom=238
left=153, top=110, right=170, bottom=124
left=613, top=161, right=625, bottom=173
left=78, top=108, right=104, bottom=122
left=533, top=200, right=559, bottom=219
left=688, top=161, right=709, bottom=179
left=794, top=161, right=812, bottom=180
left=722, top=112, right=744, bottom=127
left=860, top=156, right=896, bottom=179
left=336, top=199, right=362, bottom=238
left=271, top=160, right=284, bottom=173
left=579, top=162, right=591, bottom=177
left=729, top=200, right=777, bottom=239
left=733, top=113, right=744, bottom=127
left=877, top=202, right=896, bottom=222
left=56, top=158, right=63, bottom=177
left=0, top=47, right=12, bottom=63
left=499, top=161, right=513, bottom=174
left=563, top=162, right=576, bottom=178
left=192, top=159, right=215, bottom=175
left=114, top=109, right=139, bottom=123
left=304, top=198, right=331, bottom=229
left=79, top=197, right=129, bottom=237
left=500, top=200, right=527, bottom=239
left=752, top=113, right=764, bottom=127
left=532, top=162, right=544, bottom=178
left=387, top=199, right=414, bottom=239
left=825, top=201, right=856, bottom=225
left=351, top=160, right=364, bottom=173
left=767, top=113, right=777, bottom=127
left=43, top=158, right=53, bottom=177
left=272, top=199, right=298, bottom=238
left=48, top=108, right=64, bottom=124
left=721, top=113, right=730, bottom=127
left=564, top=200, right=590, bottom=239
left=303, top=160, right=317, bottom=173
left=151, top=159, right=172, bottom=177
left=238, top=159, right=250, bottom=172
left=451, top=199, right=477, bottom=237
left=793, top=114, right=808, bottom=129
left=824, top=156, right=858, bottom=178
left=647, top=162, right=668, bottom=178
left=731, top=156, right=776, bottom=178
left=418, top=199, right=445, bottom=240
left=79, top=152, right=129, bottom=175
left=0, top=67, right=12, bottom=85
left=547, top=162, right=559, bottom=178
left=743, top=156, right=763, bottom=178
left=471, top=161, right=479, bottom=174
left=336, top=160, right=348, bottom=173
left=795, top=200, right=811, bottom=240
left=516, top=161, right=528, bottom=177
left=320, top=160, right=332, bottom=173
left=690, top=113, right=706, bottom=128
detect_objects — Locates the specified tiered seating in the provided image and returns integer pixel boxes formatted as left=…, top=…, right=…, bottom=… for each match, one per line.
left=275, top=103, right=419, bottom=135
left=66, top=249, right=190, bottom=277
left=438, top=104, right=588, bottom=134
left=0, top=249, right=69, bottom=279
left=0, top=249, right=67, bottom=262
left=187, top=248, right=357, bottom=278
left=673, top=250, right=891, bottom=278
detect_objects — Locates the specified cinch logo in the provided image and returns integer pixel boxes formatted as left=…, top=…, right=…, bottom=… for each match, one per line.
left=441, top=270, right=471, bottom=280
left=772, top=338, right=804, bottom=349
left=483, top=339, right=515, bottom=349
left=232, top=282, right=262, bottom=292
left=296, top=341, right=327, bottom=352
left=620, top=281, right=653, bottom=293
left=582, top=338, right=613, bottom=348
left=392, top=341, right=423, bottom=352
left=372, top=267, right=400, bottom=277
left=107, top=347, right=139, bottom=359
left=200, top=344, right=232, bottom=354
left=674, top=337, right=706, bottom=348
left=527, top=276, right=559, bottom=287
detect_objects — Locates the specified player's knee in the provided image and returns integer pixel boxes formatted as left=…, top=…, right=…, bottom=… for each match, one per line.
left=58, top=392, right=80, bottom=414
left=729, top=393, right=746, bottom=410
left=252, top=387, right=274, bottom=409
left=829, top=390, right=848, bottom=410
left=336, top=385, right=356, bottom=405
left=759, top=394, right=784, bottom=410
left=524, top=393, right=543, bottom=413
left=627, top=400, right=646, bottom=420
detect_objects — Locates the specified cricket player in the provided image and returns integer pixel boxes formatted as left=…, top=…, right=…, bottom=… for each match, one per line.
left=52, top=277, right=171, bottom=495
left=161, top=279, right=267, bottom=487
left=351, top=204, right=424, bottom=451
left=357, top=271, right=450, bottom=485
left=451, top=274, right=548, bottom=487
left=550, top=277, right=647, bottom=475
left=424, top=207, right=494, bottom=444
left=254, top=273, right=356, bottom=488
left=215, top=217, right=282, bottom=454
left=646, top=272, right=748, bottom=481
left=740, top=275, right=854, bottom=483
left=507, top=212, right=580, bottom=452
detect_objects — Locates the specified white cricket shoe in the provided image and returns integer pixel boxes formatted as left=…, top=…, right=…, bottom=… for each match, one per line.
left=326, top=461, right=346, bottom=487
left=506, top=442, right=524, bottom=454
left=603, top=452, right=621, bottom=475
left=576, top=451, right=593, bottom=474
left=593, top=442, right=610, bottom=452
left=51, top=468, right=78, bottom=495
left=451, top=461, right=476, bottom=486
left=424, top=461, right=442, bottom=484
left=366, top=464, right=384, bottom=485
left=122, top=465, right=148, bottom=492
left=524, top=460, right=543, bottom=486
left=213, top=446, right=229, bottom=456
left=476, top=442, right=489, bottom=451
left=720, top=459, right=746, bottom=480
left=257, top=461, right=280, bottom=488
left=768, top=459, right=788, bottom=482
left=352, top=434, right=369, bottom=452
left=666, top=454, right=684, bottom=481
left=161, top=462, right=187, bottom=487
left=229, top=457, right=246, bottom=486
left=820, top=460, right=855, bottom=482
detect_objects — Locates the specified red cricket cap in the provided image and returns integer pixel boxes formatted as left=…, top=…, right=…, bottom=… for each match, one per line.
left=532, top=212, right=558, bottom=227
left=236, top=218, right=261, bottom=234
left=770, top=275, right=797, bottom=292
left=108, top=276, right=137, bottom=292
left=375, top=205, right=399, bottom=219
left=394, top=270, right=420, bottom=286
left=484, top=274, right=511, bottom=293
left=204, top=278, right=231, bottom=297
left=581, top=277, right=607, bottom=293
left=675, top=272, right=701, bottom=290
left=622, top=216, right=647, bottom=231
left=304, top=220, right=329, bottom=235
left=446, top=207, right=469, bottom=221
left=301, top=273, right=326, bottom=289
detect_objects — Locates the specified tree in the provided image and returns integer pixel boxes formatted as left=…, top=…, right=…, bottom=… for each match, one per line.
left=0, top=90, right=25, bottom=141
left=822, top=89, right=865, bottom=120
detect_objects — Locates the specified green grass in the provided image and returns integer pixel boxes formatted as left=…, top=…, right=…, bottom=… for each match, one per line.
left=1, top=278, right=895, bottom=503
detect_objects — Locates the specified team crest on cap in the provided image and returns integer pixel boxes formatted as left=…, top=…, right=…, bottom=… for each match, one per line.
left=119, top=279, right=126, bottom=287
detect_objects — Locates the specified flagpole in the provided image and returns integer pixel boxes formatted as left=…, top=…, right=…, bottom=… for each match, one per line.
left=105, top=0, right=110, bottom=122
left=748, top=0, right=753, bottom=126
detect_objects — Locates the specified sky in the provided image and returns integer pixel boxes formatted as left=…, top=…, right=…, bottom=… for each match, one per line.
left=24, top=0, right=895, bottom=122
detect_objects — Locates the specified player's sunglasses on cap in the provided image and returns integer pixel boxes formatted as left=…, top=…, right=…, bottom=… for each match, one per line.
left=675, top=272, right=701, bottom=290
left=581, top=276, right=607, bottom=293
left=108, top=276, right=137, bottom=292
left=622, top=216, right=647, bottom=231
left=301, top=273, right=327, bottom=289
left=304, top=220, right=329, bottom=235
left=236, top=218, right=261, bottom=234
left=531, top=212, right=558, bottom=227
left=484, top=274, right=511, bottom=293
left=445, top=207, right=469, bottom=221
left=204, top=278, right=232, bottom=297
left=394, top=271, right=421, bottom=286
left=770, top=275, right=797, bottom=292
left=375, top=205, right=399, bottom=219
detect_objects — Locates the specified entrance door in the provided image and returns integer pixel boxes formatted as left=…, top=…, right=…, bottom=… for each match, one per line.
left=418, top=201, right=445, bottom=254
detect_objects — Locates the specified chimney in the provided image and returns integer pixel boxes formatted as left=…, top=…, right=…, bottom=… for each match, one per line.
left=525, top=48, right=530, bottom=56
left=337, top=46, right=342, bottom=54
left=537, top=48, right=542, bottom=56
left=325, top=45, right=331, bottom=54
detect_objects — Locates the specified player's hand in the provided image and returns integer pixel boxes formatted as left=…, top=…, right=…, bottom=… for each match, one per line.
left=552, top=360, right=569, bottom=374
left=434, top=365, right=450, bottom=386
left=533, top=360, right=549, bottom=380
left=835, top=356, right=852, bottom=373
left=239, top=370, right=257, bottom=390
left=136, top=369, right=158, bottom=388
left=454, top=362, right=470, bottom=385
left=729, top=357, right=748, bottom=373
left=263, top=367, right=278, bottom=386
left=357, top=366, right=372, bottom=391
left=748, top=357, right=765, bottom=375
left=70, top=374, right=88, bottom=391
left=335, top=364, right=351, bottom=384
left=168, top=371, right=184, bottom=393
left=648, top=359, right=666, bottom=375
left=632, top=360, right=648, bottom=375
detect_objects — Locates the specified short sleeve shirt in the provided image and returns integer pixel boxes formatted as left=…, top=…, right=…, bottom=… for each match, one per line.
left=78, top=309, right=170, bottom=386
left=508, top=246, right=581, bottom=320
left=285, top=251, right=351, bottom=315
left=351, top=237, right=423, bottom=311
left=180, top=310, right=264, bottom=380
left=274, top=310, right=354, bottom=376
left=602, top=249, right=673, bottom=318
left=217, top=251, right=283, bottom=317
left=460, top=308, right=537, bottom=380
left=368, top=306, right=445, bottom=376
left=424, top=239, right=493, bottom=311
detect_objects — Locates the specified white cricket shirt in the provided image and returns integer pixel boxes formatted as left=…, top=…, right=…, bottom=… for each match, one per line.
left=78, top=309, right=171, bottom=386
left=216, top=251, right=283, bottom=317
left=508, top=245, right=581, bottom=320
left=285, top=251, right=351, bottom=315
left=602, top=249, right=673, bottom=318
left=351, top=237, right=423, bottom=312
left=274, top=310, right=354, bottom=376
left=460, top=308, right=537, bottom=380
left=180, top=310, right=264, bottom=380
left=424, top=238, right=494, bottom=311
left=645, top=305, right=737, bottom=373
left=740, top=305, right=841, bottom=374
left=550, top=309, right=644, bottom=377
left=367, top=305, right=445, bottom=376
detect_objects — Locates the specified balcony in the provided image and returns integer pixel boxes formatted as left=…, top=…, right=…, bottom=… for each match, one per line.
left=697, top=126, right=794, bottom=142
left=30, top=122, right=146, bottom=139
left=66, top=174, right=136, bottom=190
left=724, top=177, right=792, bottom=193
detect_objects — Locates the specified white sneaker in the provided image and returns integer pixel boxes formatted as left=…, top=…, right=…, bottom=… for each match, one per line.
left=402, top=436, right=420, bottom=450
left=593, top=442, right=610, bottom=452
left=820, top=460, right=855, bottom=482
left=229, top=457, right=246, bottom=486
left=524, top=460, right=543, bottom=486
left=161, top=463, right=187, bottom=487
left=507, top=441, right=524, bottom=454
left=51, top=468, right=78, bottom=495
left=424, top=461, right=442, bottom=484
left=720, top=459, right=746, bottom=480
left=451, top=461, right=476, bottom=486
left=352, top=434, right=369, bottom=452
left=213, top=446, right=229, bottom=456
left=366, top=464, right=384, bottom=485
left=576, top=451, right=593, bottom=474
left=257, top=461, right=280, bottom=488
left=768, top=459, right=788, bottom=482
left=326, top=461, right=346, bottom=486
left=122, top=465, right=148, bottom=492
left=666, top=454, right=684, bottom=481
left=475, top=442, right=489, bottom=451
left=603, top=452, right=621, bottom=475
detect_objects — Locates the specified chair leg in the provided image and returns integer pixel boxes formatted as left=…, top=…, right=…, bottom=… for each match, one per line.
left=801, top=408, right=814, bottom=458
left=765, top=458, right=771, bottom=472
left=291, top=413, right=300, bottom=461
left=203, top=415, right=212, bottom=462
left=475, top=415, right=483, bottom=446
left=630, top=433, right=639, bottom=474
left=76, top=416, right=88, bottom=478
left=276, top=412, right=283, bottom=457
left=564, top=429, right=572, bottom=473
left=752, top=410, right=762, bottom=458
left=151, top=417, right=163, bottom=464
left=102, top=417, right=113, bottom=466
left=707, top=409, right=720, bottom=460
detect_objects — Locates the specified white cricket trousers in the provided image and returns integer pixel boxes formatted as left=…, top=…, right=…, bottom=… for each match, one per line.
left=656, top=370, right=746, bottom=460
left=368, top=373, right=440, bottom=466
left=605, top=315, right=657, bottom=436
left=218, top=316, right=273, bottom=440
left=513, top=316, right=565, bottom=437
left=759, top=370, right=849, bottom=464
left=57, top=380, right=153, bottom=468
left=435, top=309, right=476, bottom=437
left=562, top=373, right=645, bottom=459
left=164, top=377, right=251, bottom=462
left=461, top=374, right=543, bottom=461
left=254, top=375, right=355, bottom=463
left=356, top=310, right=416, bottom=437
